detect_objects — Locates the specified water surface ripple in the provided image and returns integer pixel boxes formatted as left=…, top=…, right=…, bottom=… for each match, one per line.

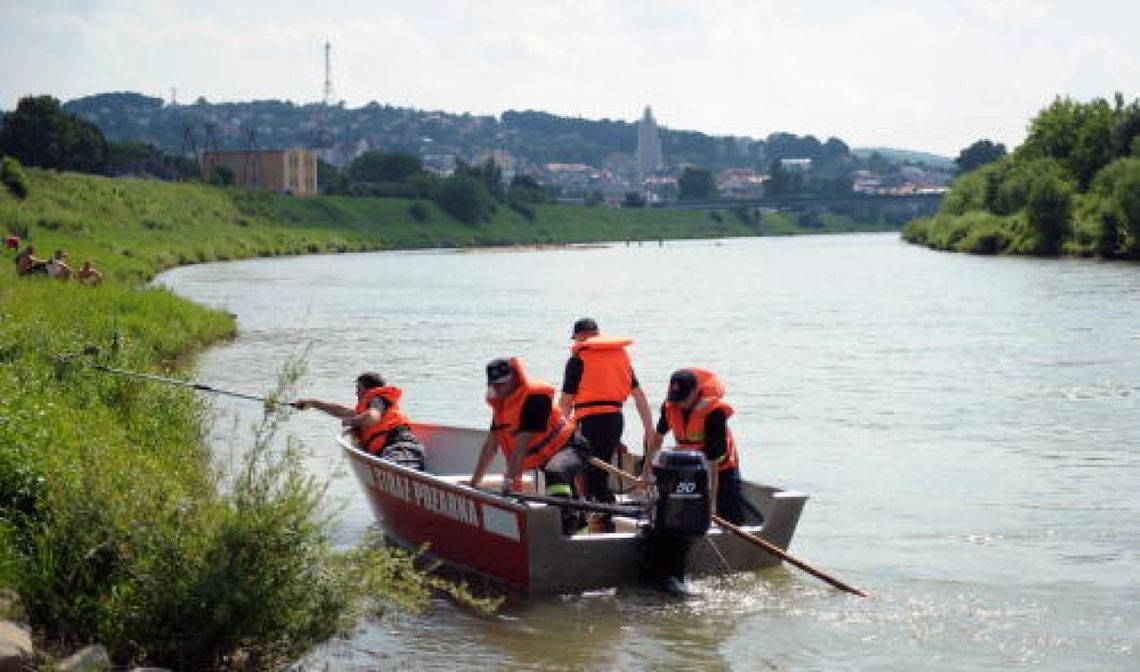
left=160, top=233, right=1139, bottom=670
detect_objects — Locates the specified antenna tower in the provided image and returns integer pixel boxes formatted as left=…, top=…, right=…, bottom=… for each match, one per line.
left=323, top=40, right=334, bottom=106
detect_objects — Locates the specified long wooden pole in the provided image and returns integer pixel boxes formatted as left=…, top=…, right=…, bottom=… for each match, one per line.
left=589, top=456, right=870, bottom=597
left=89, top=364, right=286, bottom=406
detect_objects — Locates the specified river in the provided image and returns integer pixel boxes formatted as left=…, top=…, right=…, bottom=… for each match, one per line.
left=158, top=233, right=1138, bottom=671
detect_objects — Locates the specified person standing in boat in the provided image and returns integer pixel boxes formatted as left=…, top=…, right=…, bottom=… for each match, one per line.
left=557, top=318, right=654, bottom=528
left=470, top=357, right=592, bottom=535
left=640, top=368, right=746, bottom=524
left=294, top=371, right=425, bottom=470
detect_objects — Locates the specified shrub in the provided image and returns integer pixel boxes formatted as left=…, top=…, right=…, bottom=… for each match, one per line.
left=509, top=200, right=536, bottom=222
left=435, top=174, right=492, bottom=225
left=1024, top=170, right=1074, bottom=254
left=1, top=156, right=30, bottom=199
left=408, top=201, right=429, bottom=223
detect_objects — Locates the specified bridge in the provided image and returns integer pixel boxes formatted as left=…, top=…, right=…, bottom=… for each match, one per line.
left=652, top=192, right=944, bottom=211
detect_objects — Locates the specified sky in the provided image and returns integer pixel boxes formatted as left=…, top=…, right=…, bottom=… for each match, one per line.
left=2, top=0, right=1138, bottom=157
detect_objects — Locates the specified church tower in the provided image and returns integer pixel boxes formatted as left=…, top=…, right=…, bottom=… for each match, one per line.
left=636, top=106, right=664, bottom=179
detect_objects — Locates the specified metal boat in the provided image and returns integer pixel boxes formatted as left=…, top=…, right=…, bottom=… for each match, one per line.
left=339, top=422, right=809, bottom=593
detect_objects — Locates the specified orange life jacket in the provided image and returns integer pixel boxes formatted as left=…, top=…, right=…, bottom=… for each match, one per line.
left=355, top=386, right=413, bottom=455
left=569, top=336, right=635, bottom=418
left=487, top=357, right=577, bottom=470
left=663, top=369, right=739, bottom=471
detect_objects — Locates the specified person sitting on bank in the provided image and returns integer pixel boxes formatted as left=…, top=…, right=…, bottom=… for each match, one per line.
left=294, top=371, right=425, bottom=470
left=640, top=368, right=748, bottom=525
left=469, top=357, right=592, bottom=535
left=14, top=244, right=48, bottom=276
left=45, top=249, right=74, bottom=280
left=76, top=259, right=104, bottom=286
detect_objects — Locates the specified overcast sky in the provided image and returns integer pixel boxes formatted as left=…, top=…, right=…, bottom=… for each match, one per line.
left=2, top=0, right=1138, bottom=156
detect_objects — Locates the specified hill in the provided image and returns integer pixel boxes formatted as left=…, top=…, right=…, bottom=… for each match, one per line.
left=852, top=147, right=955, bottom=171
left=59, top=92, right=921, bottom=178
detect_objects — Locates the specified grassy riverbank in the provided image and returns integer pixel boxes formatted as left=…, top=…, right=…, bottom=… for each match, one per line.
left=0, top=170, right=506, bottom=669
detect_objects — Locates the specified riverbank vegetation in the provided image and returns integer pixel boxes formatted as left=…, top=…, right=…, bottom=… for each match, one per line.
left=903, top=93, right=1140, bottom=258
left=0, top=170, right=511, bottom=669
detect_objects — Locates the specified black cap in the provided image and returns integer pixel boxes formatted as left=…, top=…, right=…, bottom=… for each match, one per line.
left=571, top=317, right=599, bottom=337
left=356, top=371, right=386, bottom=390
left=666, top=369, right=698, bottom=402
left=486, top=358, right=513, bottom=384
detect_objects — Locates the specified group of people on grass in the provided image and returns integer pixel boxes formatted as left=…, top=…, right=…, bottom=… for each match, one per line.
left=10, top=239, right=102, bottom=285
left=294, top=317, right=746, bottom=536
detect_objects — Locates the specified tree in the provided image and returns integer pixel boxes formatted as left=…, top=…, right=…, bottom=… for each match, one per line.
left=0, top=95, right=108, bottom=173
left=954, top=139, right=1007, bottom=174
left=678, top=166, right=717, bottom=200
left=208, top=164, right=235, bottom=186
left=455, top=159, right=505, bottom=201
left=1024, top=170, right=1074, bottom=254
left=1020, top=96, right=1116, bottom=188
left=1110, top=93, right=1140, bottom=159
left=435, top=174, right=492, bottom=224
left=1089, top=157, right=1140, bottom=257
left=507, top=174, right=545, bottom=204
left=1, top=156, right=30, bottom=199
left=346, top=151, right=424, bottom=184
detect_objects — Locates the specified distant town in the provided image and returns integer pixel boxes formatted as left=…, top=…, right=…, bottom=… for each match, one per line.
left=62, top=92, right=953, bottom=206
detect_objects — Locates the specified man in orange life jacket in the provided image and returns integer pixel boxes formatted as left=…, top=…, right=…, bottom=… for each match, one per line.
left=469, top=357, right=592, bottom=535
left=640, top=368, right=746, bottom=524
left=294, top=371, right=425, bottom=470
left=558, top=318, right=654, bottom=515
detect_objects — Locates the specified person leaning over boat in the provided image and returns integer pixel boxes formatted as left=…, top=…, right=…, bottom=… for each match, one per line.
left=557, top=318, right=654, bottom=522
left=640, top=368, right=747, bottom=525
left=293, top=371, right=425, bottom=470
left=469, top=357, right=592, bottom=535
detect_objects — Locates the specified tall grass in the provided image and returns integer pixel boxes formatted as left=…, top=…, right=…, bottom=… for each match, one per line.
left=1, top=173, right=501, bottom=669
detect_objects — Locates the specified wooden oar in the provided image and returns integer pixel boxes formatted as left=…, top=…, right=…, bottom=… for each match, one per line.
left=588, top=456, right=870, bottom=597
left=89, top=363, right=289, bottom=406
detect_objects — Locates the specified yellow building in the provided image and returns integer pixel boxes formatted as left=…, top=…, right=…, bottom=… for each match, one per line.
left=201, top=148, right=318, bottom=196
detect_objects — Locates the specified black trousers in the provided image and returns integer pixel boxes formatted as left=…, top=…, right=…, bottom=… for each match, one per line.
left=577, top=412, right=624, bottom=504
left=715, top=467, right=745, bottom=525
left=542, top=433, right=592, bottom=534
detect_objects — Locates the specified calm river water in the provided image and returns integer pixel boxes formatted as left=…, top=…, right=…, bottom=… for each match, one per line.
left=158, top=233, right=1138, bottom=671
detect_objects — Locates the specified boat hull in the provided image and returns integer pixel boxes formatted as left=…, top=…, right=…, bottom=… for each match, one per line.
left=340, top=423, right=808, bottom=593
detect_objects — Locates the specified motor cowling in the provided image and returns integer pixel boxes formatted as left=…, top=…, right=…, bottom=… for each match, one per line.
left=649, top=449, right=711, bottom=538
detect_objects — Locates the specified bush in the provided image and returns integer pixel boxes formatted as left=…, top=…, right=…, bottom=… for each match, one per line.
left=1024, top=170, right=1075, bottom=254
left=0, top=278, right=498, bottom=669
left=208, top=165, right=235, bottom=187
left=408, top=201, right=430, bottom=223
left=435, top=174, right=492, bottom=225
left=1, top=156, right=29, bottom=199
left=509, top=200, right=536, bottom=222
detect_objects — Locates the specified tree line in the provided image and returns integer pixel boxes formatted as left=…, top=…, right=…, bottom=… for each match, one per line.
left=904, top=93, right=1140, bottom=258
left=0, top=95, right=545, bottom=226
left=0, top=96, right=199, bottom=180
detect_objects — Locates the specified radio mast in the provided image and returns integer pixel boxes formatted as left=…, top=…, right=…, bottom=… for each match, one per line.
left=323, top=40, right=334, bottom=106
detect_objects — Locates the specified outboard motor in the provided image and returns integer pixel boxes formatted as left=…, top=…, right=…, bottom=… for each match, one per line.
left=641, top=449, right=711, bottom=595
